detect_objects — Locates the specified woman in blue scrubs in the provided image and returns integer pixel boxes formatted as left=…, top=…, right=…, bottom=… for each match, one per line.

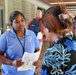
left=0, top=11, right=40, bottom=75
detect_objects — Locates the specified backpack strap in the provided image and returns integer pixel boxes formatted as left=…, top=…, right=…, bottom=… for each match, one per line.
left=28, top=18, right=41, bottom=35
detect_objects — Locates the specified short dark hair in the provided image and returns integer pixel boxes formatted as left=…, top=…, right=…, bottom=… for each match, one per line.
left=10, top=11, right=25, bottom=23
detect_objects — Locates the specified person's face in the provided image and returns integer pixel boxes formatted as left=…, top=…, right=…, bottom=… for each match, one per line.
left=36, top=10, right=42, bottom=18
left=44, top=27, right=51, bottom=41
left=44, top=27, right=56, bottom=42
left=12, top=14, right=25, bottom=31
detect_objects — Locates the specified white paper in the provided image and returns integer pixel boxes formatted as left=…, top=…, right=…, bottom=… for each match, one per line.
left=18, top=51, right=40, bottom=71
left=37, top=32, right=43, bottom=39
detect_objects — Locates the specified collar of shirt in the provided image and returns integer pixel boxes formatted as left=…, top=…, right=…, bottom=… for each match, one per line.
left=10, top=28, right=30, bottom=38
left=51, top=31, right=73, bottom=46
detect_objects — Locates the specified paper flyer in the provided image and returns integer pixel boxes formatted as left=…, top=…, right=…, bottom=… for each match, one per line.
left=18, top=51, right=40, bottom=71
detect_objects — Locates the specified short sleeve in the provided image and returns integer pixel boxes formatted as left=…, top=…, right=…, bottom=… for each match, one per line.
left=34, top=34, right=40, bottom=48
left=0, top=34, right=7, bottom=52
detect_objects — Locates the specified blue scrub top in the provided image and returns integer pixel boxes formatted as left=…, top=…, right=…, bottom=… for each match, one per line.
left=0, top=28, right=40, bottom=75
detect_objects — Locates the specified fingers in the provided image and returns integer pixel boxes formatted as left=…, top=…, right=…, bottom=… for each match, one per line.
left=33, top=60, right=40, bottom=66
left=12, top=58, right=24, bottom=67
left=16, top=59, right=24, bottom=67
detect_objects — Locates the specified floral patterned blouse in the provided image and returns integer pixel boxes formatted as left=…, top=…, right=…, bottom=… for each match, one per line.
left=41, top=32, right=76, bottom=75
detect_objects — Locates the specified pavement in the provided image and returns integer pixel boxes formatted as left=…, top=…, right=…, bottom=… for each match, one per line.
left=34, top=41, right=50, bottom=75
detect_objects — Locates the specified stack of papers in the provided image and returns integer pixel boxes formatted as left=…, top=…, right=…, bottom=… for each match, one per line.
left=18, top=51, right=40, bottom=71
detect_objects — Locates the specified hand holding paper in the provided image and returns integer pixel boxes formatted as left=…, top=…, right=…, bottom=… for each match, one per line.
left=18, top=51, right=40, bottom=71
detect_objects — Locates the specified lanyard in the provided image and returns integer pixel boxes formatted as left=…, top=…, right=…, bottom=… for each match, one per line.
left=16, top=35, right=25, bottom=54
left=13, top=28, right=25, bottom=54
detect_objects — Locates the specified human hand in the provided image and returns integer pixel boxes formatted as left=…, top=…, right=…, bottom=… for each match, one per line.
left=12, top=58, right=24, bottom=67
left=33, top=60, right=40, bottom=66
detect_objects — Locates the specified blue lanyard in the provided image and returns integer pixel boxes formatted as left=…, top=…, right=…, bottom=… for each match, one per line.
left=16, top=35, right=25, bottom=54
left=13, top=28, right=25, bottom=54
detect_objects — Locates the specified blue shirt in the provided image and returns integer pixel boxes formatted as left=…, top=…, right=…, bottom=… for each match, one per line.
left=41, top=32, right=76, bottom=75
left=0, top=28, right=40, bottom=75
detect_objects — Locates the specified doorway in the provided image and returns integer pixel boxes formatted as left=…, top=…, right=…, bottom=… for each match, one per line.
left=0, top=9, right=3, bottom=36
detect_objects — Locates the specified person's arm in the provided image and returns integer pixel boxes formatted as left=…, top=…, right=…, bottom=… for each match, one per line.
left=0, top=34, right=24, bottom=67
left=0, top=51, right=24, bottom=67
left=33, top=47, right=40, bottom=66
left=40, top=21, right=44, bottom=34
left=0, top=51, right=12, bottom=65
left=33, top=32, right=41, bottom=66
left=27, top=20, right=33, bottom=29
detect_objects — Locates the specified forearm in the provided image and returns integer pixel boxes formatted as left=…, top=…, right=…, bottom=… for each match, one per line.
left=0, top=55, right=12, bottom=65
left=0, top=55, right=24, bottom=67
